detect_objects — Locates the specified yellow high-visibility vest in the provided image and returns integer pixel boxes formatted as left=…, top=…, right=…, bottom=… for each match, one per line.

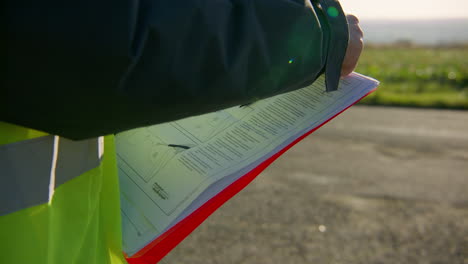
left=0, top=122, right=127, bottom=264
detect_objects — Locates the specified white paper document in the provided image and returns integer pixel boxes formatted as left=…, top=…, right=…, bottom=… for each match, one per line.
left=116, top=73, right=379, bottom=256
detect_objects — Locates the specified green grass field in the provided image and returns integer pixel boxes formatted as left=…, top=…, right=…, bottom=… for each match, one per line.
left=355, top=44, right=468, bottom=109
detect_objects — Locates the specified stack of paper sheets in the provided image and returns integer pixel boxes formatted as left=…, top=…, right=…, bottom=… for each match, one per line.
left=116, top=73, right=379, bottom=259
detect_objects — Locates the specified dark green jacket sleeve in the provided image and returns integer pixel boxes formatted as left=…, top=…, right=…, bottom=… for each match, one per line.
left=2, top=0, right=348, bottom=140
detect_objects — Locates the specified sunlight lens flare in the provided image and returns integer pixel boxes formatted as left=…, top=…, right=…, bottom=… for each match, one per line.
left=327, top=6, right=339, bottom=18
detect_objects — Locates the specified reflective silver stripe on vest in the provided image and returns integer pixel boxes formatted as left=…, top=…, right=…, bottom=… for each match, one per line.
left=0, top=136, right=104, bottom=216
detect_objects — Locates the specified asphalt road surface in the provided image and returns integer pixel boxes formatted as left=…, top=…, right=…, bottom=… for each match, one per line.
left=163, top=106, right=468, bottom=264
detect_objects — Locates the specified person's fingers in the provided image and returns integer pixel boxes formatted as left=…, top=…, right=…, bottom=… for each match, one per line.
left=341, top=15, right=364, bottom=77
left=341, top=38, right=363, bottom=76
left=341, top=47, right=362, bottom=77
left=351, top=23, right=364, bottom=39
left=346, top=14, right=360, bottom=25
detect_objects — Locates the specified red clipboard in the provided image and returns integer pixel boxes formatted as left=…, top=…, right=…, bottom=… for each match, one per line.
left=125, top=87, right=376, bottom=264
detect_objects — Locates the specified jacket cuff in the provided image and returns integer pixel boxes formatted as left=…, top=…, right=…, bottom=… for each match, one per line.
left=318, top=0, right=349, bottom=92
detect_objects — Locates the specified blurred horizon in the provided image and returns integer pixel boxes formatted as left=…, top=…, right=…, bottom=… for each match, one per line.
left=358, top=18, right=468, bottom=45
left=340, top=0, right=468, bottom=20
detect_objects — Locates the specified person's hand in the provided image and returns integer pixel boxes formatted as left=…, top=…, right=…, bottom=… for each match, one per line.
left=341, top=14, right=364, bottom=77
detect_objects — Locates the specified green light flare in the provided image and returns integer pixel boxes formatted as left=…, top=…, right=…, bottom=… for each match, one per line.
left=327, top=6, right=339, bottom=18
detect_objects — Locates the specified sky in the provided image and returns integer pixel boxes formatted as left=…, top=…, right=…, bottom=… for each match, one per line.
left=340, top=0, right=468, bottom=20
